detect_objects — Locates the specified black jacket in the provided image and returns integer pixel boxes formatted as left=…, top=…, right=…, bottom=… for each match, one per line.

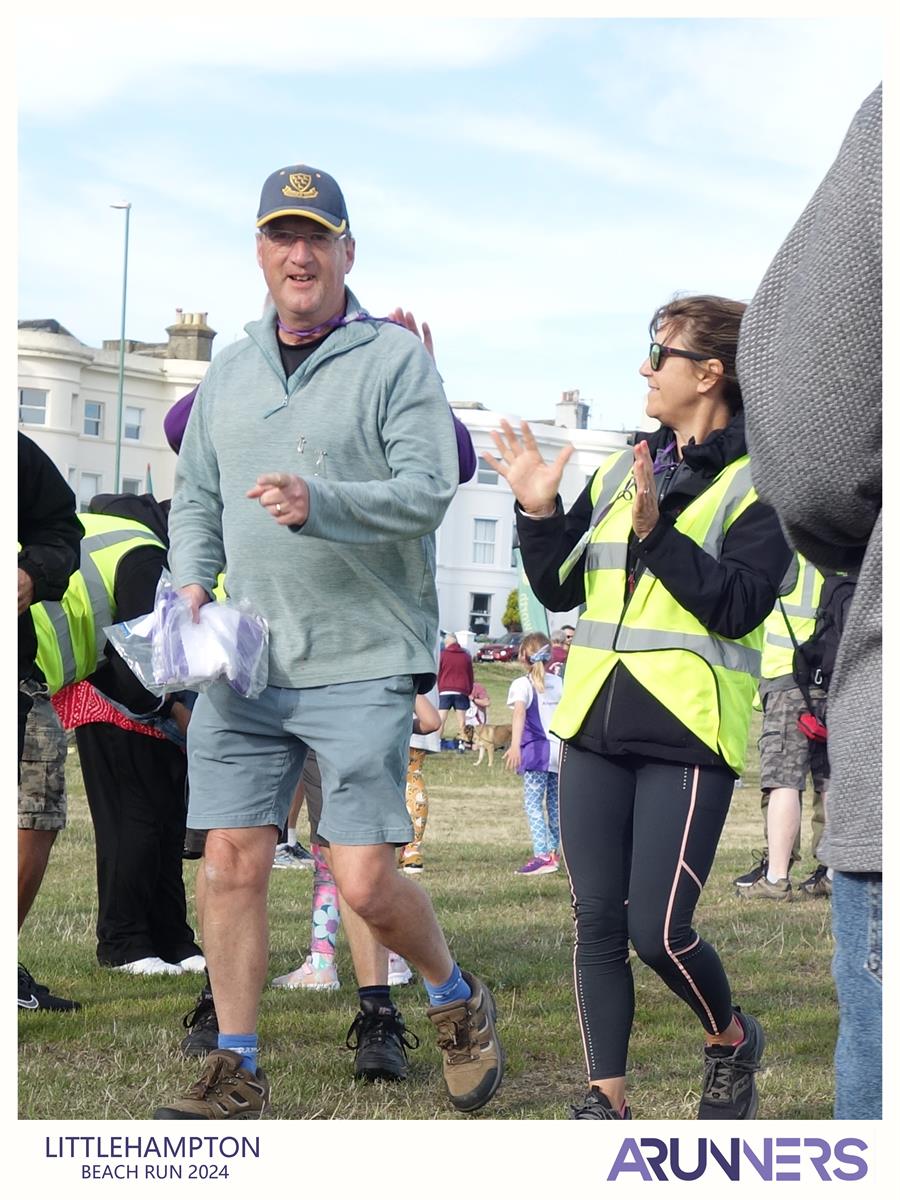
left=516, top=414, right=792, bottom=769
left=18, top=433, right=84, bottom=681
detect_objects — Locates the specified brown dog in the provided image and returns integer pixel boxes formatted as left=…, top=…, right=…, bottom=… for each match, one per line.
left=472, top=723, right=513, bottom=767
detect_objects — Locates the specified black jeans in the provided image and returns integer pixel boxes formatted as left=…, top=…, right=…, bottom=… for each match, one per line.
left=559, top=743, right=736, bottom=1080
left=75, top=722, right=200, bottom=966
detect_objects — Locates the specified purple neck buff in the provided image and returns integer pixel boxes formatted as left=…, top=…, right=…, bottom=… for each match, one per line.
left=276, top=310, right=404, bottom=341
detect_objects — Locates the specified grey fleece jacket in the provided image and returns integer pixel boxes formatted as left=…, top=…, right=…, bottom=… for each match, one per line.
left=739, top=85, right=881, bottom=873
left=168, top=290, right=458, bottom=688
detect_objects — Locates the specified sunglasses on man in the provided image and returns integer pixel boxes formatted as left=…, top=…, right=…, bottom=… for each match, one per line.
left=648, top=342, right=710, bottom=371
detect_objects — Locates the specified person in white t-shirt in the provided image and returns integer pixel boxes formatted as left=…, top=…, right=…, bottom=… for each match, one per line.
left=504, top=633, right=563, bottom=876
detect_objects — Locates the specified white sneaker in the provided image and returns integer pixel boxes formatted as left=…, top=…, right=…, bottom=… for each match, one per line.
left=178, top=955, right=207, bottom=973
left=271, top=954, right=339, bottom=991
left=113, top=957, right=183, bottom=975
left=273, top=843, right=314, bottom=870
left=387, top=952, right=413, bottom=986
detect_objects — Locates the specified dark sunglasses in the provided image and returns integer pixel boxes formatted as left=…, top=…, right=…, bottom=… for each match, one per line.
left=648, top=342, right=710, bottom=371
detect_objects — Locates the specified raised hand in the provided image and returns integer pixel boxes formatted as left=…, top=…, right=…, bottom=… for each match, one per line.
left=631, top=440, right=659, bottom=540
left=389, top=308, right=435, bottom=362
left=483, top=419, right=573, bottom=516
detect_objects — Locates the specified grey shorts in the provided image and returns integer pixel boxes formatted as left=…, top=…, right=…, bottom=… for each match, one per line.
left=759, top=686, right=830, bottom=793
left=18, top=682, right=68, bottom=832
left=185, top=676, right=415, bottom=846
left=302, top=751, right=325, bottom=846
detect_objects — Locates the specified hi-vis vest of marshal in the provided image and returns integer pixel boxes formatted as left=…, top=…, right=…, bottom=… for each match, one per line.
left=760, top=554, right=825, bottom=681
left=31, top=514, right=166, bottom=695
left=552, top=449, right=764, bottom=773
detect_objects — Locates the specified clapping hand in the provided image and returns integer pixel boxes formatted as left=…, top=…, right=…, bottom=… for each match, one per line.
left=483, top=419, right=573, bottom=516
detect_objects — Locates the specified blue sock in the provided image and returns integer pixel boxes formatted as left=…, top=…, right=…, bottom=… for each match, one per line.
left=217, top=1033, right=258, bottom=1075
left=424, top=963, right=472, bottom=1007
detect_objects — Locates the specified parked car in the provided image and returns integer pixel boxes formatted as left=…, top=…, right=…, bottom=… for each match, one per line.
left=474, top=632, right=524, bottom=663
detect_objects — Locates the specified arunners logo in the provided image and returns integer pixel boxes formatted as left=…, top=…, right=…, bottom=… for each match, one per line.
left=282, top=173, right=318, bottom=200
left=18, top=994, right=40, bottom=1009
left=608, top=1138, right=870, bottom=1182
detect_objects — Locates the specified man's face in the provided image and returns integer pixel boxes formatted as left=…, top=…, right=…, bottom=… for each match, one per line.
left=256, top=216, right=356, bottom=332
left=563, top=628, right=574, bottom=645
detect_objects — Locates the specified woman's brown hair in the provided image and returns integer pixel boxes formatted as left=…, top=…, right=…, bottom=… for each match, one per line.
left=650, top=293, right=747, bottom=415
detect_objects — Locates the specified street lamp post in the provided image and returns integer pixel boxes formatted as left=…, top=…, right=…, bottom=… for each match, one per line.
left=111, top=202, right=131, bottom=492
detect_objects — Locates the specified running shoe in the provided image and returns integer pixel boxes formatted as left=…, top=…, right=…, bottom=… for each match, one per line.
left=272, top=843, right=314, bottom=870
left=180, top=985, right=219, bottom=1058
left=178, top=955, right=207, bottom=973
left=570, top=1087, right=631, bottom=1119
left=18, top=963, right=81, bottom=1012
left=271, top=954, right=339, bottom=991
left=387, top=952, right=413, bottom=986
left=733, top=851, right=769, bottom=888
left=738, top=876, right=792, bottom=902
left=515, top=853, right=558, bottom=876
left=698, top=1008, right=765, bottom=1119
left=346, top=1004, right=419, bottom=1082
left=113, top=957, right=183, bottom=975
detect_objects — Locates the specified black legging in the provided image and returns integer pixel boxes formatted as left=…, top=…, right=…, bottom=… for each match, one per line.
left=559, top=742, right=736, bottom=1081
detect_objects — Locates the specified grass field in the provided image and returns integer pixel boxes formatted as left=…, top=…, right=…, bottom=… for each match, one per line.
left=18, top=663, right=837, bottom=1121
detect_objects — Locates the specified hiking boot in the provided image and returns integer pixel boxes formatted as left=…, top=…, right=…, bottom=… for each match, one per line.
left=180, top=985, right=219, bottom=1057
left=738, top=875, right=792, bottom=901
left=698, top=1008, right=765, bottom=1119
left=18, top=963, right=81, bottom=1013
left=733, top=851, right=768, bottom=888
left=515, top=853, right=558, bottom=876
left=153, top=1050, right=269, bottom=1119
left=426, top=970, right=504, bottom=1112
left=796, top=864, right=832, bottom=899
left=345, top=1004, right=419, bottom=1082
left=570, top=1086, right=632, bottom=1120
left=273, top=843, right=314, bottom=870
left=271, top=954, right=339, bottom=991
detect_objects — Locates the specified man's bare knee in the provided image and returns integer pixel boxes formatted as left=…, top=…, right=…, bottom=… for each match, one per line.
left=203, top=828, right=274, bottom=894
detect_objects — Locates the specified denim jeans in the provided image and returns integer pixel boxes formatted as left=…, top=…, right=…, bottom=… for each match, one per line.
left=831, top=870, right=882, bottom=1119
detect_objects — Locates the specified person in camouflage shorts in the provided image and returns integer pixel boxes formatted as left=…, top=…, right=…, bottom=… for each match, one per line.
left=18, top=681, right=67, bottom=838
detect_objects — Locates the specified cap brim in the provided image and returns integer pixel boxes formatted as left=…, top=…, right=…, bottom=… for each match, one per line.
left=256, top=209, right=346, bottom=234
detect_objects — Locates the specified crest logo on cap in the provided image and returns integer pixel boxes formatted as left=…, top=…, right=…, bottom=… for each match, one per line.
left=282, top=173, right=319, bottom=200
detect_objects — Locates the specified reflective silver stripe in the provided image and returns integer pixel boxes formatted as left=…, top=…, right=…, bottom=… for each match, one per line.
left=590, top=452, right=633, bottom=523
left=585, top=543, right=628, bottom=572
left=699, top=460, right=755, bottom=558
left=575, top=617, right=761, bottom=675
left=38, top=599, right=77, bottom=685
left=780, top=561, right=819, bottom=619
left=765, top=632, right=795, bottom=649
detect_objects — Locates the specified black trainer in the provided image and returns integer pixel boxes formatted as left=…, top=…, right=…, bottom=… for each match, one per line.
left=570, top=1087, right=631, bottom=1119
left=18, top=963, right=81, bottom=1012
left=180, top=985, right=219, bottom=1057
left=698, top=1008, right=765, bottom=1119
left=345, top=1003, right=419, bottom=1082
left=733, top=851, right=768, bottom=888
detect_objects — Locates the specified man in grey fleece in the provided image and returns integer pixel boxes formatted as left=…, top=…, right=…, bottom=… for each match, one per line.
left=738, top=85, right=881, bottom=1119
left=155, top=164, right=503, bottom=1120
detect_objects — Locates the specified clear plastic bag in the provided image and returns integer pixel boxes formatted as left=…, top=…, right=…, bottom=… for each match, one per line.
left=104, top=570, right=269, bottom=699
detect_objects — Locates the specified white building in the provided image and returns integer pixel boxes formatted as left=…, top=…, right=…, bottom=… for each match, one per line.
left=19, top=322, right=631, bottom=639
left=17, top=313, right=215, bottom=507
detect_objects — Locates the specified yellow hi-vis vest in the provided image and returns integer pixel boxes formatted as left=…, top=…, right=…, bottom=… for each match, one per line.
left=552, top=449, right=764, bottom=773
left=759, top=554, right=825, bottom=680
left=31, top=514, right=166, bottom=695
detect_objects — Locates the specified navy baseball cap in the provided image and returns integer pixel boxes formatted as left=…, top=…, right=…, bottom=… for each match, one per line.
left=256, top=165, right=349, bottom=234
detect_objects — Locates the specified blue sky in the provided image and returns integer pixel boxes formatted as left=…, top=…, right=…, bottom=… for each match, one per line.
left=17, top=11, right=881, bottom=432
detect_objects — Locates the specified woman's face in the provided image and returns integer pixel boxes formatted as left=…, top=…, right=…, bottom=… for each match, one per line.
left=639, top=322, right=704, bottom=428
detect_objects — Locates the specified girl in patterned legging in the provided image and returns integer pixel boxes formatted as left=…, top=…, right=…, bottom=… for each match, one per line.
left=504, top=633, right=563, bottom=876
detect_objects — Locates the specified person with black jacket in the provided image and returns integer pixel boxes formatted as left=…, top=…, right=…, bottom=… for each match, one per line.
left=18, top=432, right=84, bottom=1012
left=485, top=294, right=792, bottom=1121
left=49, top=491, right=202, bottom=975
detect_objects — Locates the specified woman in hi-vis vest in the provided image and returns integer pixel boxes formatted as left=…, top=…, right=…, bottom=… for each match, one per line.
left=484, top=295, right=791, bottom=1120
